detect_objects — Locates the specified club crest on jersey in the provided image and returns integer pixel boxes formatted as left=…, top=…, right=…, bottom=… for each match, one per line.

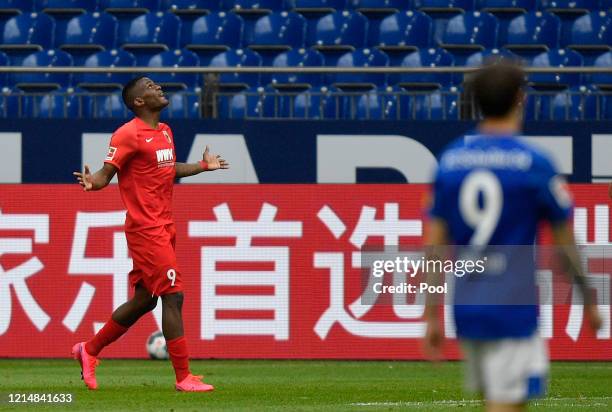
left=162, top=130, right=171, bottom=143
left=105, top=146, right=117, bottom=161
left=156, top=148, right=174, bottom=168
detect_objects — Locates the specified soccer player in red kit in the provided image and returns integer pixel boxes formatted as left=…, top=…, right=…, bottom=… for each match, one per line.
left=71, top=76, right=228, bottom=392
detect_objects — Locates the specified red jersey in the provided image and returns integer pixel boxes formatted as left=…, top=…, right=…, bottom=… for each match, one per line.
left=104, top=117, right=176, bottom=232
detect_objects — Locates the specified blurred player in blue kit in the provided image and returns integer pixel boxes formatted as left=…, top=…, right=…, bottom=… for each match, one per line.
left=423, top=62, right=602, bottom=412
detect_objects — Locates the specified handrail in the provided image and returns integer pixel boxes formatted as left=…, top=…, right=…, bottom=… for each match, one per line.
left=0, top=66, right=610, bottom=73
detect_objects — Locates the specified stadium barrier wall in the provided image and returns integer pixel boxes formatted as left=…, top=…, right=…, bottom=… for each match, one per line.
left=0, top=120, right=611, bottom=183
left=0, top=184, right=610, bottom=360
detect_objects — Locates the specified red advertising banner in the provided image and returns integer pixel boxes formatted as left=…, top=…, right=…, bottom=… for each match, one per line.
left=0, top=185, right=609, bottom=360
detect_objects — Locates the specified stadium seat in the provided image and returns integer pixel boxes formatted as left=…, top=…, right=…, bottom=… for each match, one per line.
left=185, top=12, right=243, bottom=64
left=591, top=51, right=612, bottom=88
left=569, top=12, right=612, bottom=53
left=0, top=87, right=20, bottom=118
left=442, top=11, right=499, bottom=65
left=351, top=86, right=398, bottom=120
left=280, top=85, right=342, bottom=119
left=21, top=87, right=83, bottom=118
left=0, top=0, right=34, bottom=17
left=530, top=86, right=592, bottom=120
left=505, top=12, right=561, bottom=57
left=101, top=0, right=161, bottom=14
left=602, top=0, right=612, bottom=10
left=479, top=0, right=535, bottom=12
left=209, top=48, right=262, bottom=88
left=268, top=47, right=325, bottom=88
left=160, top=89, right=201, bottom=118
left=0, top=51, right=8, bottom=88
left=60, top=12, right=119, bottom=65
left=395, top=48, right=455, bottom=88
left=77, top=48, right=137, bottom=90
left=35, top=0, right=96, bottom=13
left=415, top=0, right=474, bottom=12
left=162, top=0, right=220, bottom=15
left=333, top=48, right=389, bottom=90
left=228, top=0, right=288, bottom=45
left=377, top=10, right=432, bottom=65
left=540, top=0, right=596, bottom=14
left=145, top=49, right=200, bottom=90
left=395, top=85, right=460, bottom=120
left=349, top=0, right=405, bottom=42
left=1, top=12, right=56, bottom=62
left=249, top=11, right=307, bottom=64
left=217, top=86, right=278, bottom=118
left=294, top=0, right=347, bottom=14
left=528, top=48, right=583, bottom=88
left=122, top=12, right=182, bottom=64
left=309, top=10, right=368, bottom=66
left=83, top=92, right=130, bottom=118
left=12, top=49, right=73, bottom=91
left=465, top=47, right=517, bottom=66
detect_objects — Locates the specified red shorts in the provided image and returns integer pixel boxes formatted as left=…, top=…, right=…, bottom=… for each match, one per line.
left=126, top=223, right=183, bottom=296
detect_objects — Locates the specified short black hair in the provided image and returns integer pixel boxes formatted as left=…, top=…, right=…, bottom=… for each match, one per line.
left=122, top=76, right=146, bottom=111
left=470, top=61, right=526, bottom=118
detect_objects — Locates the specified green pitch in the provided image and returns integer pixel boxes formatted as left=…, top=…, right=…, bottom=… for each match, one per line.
left=0, top=360, right=610, bottom=411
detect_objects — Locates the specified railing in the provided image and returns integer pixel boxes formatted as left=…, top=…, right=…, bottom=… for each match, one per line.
left=0, top=66, right=611, bottom=120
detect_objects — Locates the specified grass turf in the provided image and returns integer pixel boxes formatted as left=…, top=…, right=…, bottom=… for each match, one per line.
left=0, top=360, right=610, bottom=411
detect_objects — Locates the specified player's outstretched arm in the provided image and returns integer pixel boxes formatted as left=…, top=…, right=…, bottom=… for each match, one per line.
left=175, top=145, right=229, bottom=178
left=552, top=221, right=603, bottom=332
left=73, top=163, right=117, bottom=191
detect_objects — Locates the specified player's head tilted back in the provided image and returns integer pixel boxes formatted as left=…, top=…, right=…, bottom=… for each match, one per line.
left=122, top=76, right=169, bottom=114
left=470, top=61, right=527, bottom=131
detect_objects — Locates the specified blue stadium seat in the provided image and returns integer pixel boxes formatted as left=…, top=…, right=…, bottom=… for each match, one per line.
left=35, top=0, right=97, bottom=13
left=1, top=12, right=56, bottom=63
left=228, top=0, right=288, bottom=45
left=122, top=12, right=182, bottom=64
left=101, top=0, right=161, bottom=13
left=295, top=0, right=347, bottom=13
left=0, top=51, right=8, bottom=88
left=60, top=12, right=118, bottom=64
left=333, top=48, right=389, bottom=89
left=540, top=0, right=597, bottom=13
left=416, top=0, right=474, bottom=11
left=77, top=49, right=137, bottom=90
left=505, top=11, right=561, bottom=57
left=217, top=86, right=278, bottom=118
left=161, top=90, right=201, bottom=118
left=465, top=47, right=517, bottom=66
left=349, top=0, right=405, bottom=10
left=479, top=0, right=535, bottom=12
left=442, top=11, right=499, bottom=65
left=21, top=87, right=83, bottom=118
left=83, top=92, right=130, bottom=118
left=529, top=48, right=583, bottom=88
left=268, top=48, right=325, bottom=87
left=185, top=12, right=243, bottom=64
left=395, top=85, right=460, bottom=120
left=249, top=11, right=306, bottom=50
left=396, top=48, right=455, bottom=88
left=530, top=86, right=592, bottom=120
left=0, top=0, right=34, bottom=16
left=145, top=49, right=200, bottom=90
left=280, top=85, right=342, bottom=118
left=309, top=10, right=368, bottom=65
left=0, top=87, right=21, bottom=118
left=378, top=10, right=432, bottom=65
left=12, top=49, right=73, bottom=91
left=351, top=86, right=398, bottom=120
left=591, top=51, right=612, bottom=87
left=569, top=12, right=612, bottom=53
left=162, top=0, right=220, bottom=15
left=602, top=0, right=612, bottom=10
left=209, top=48, right=262, bottom=88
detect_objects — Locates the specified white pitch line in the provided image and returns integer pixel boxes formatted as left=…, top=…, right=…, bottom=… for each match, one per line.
left=350, top=396, right=612, bottom=408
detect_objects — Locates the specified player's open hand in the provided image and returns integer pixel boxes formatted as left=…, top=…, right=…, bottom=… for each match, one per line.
left=73, top=164, right=93, bottom=191
left=203, top=145, right=229, bottom=171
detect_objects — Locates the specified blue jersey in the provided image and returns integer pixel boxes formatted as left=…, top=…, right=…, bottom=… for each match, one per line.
left=430, top=134, right=572, bottom=339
